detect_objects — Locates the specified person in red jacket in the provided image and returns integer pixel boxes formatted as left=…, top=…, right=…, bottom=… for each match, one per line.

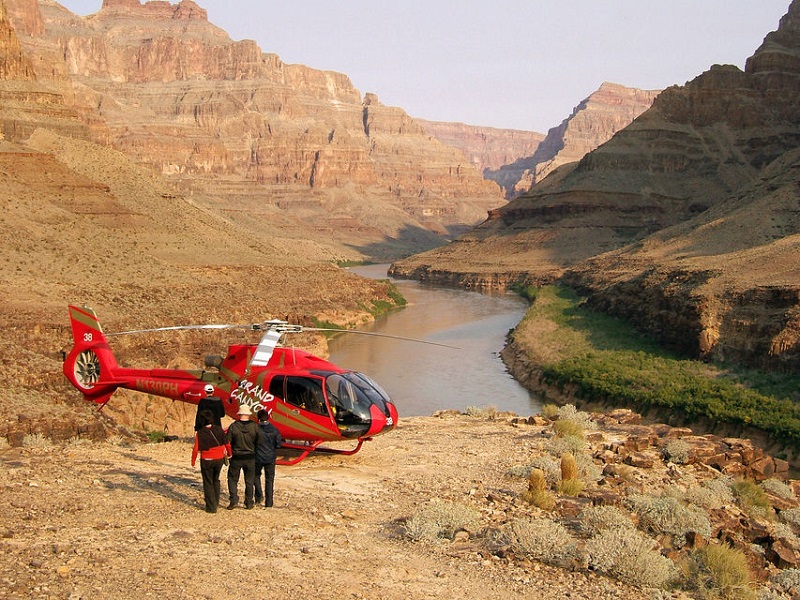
left=191, top=410, right=232, bottom=513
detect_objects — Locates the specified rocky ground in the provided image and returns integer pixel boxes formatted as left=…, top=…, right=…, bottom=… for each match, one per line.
left=3, top=408, right=800, bottom=600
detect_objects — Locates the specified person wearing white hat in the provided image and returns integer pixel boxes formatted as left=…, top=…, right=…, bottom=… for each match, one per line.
left=225, top=404, right=265, bottom=509
left=194, top=383, right=225, bottom=432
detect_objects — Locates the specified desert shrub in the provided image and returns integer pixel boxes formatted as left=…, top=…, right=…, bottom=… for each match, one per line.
left=546, top=433, right=587, bottom=456
left=403, top=499, right=481, bottom=542
left=22, top=433, right=52, bottom=448
left=761, top=478, right=794, bottom=500
left=557, top=404, right=595, bottom=429
left=683, top=543, right=755, bottom=600
left=511, top=517, right=579, bottom=566
left=106, top=435, right=125, bottom=446
left=773, top=523, right=800, bottom=547
left=541, top=403, right=560, bottom=419
left=661, top=438, right=691, bottom=464
left=731, top=480, right=773, bottom=517
left=772, top=568, right=800, bottom=597
left=146, top=430, right=166, bottom=443
left=463, top=404, right=498, bottom=418
left=67, top=437, right=92, bottom=446
left=628, top=494, right=712, bottom=547
left=779, top=507, right=800, bottom=529
left=529, top=454, right=561, bottom=484
left=576, top=455, right=603, bottom=484
left=586, top=527, right=677, bottom=590
left=578, top=505, right=635, bottom=536
left=553, top=418, right=585, bottom=440
left=682, top=477, right=736, bottom=509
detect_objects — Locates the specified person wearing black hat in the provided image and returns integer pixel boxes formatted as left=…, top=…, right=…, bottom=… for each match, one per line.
left=194, top=384, right=225, bottom=432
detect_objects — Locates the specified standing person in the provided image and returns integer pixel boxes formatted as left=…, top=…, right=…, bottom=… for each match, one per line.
left=194, top=384, right=225, bottom=431
left=226, top=404, right=264, bottom=510
left=191, top=410, right=231, bottom=514
left=254, top=409, right=283, bottom=508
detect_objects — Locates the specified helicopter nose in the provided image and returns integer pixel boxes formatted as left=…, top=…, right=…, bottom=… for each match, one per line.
left=365, top=404, right=390, bottom=436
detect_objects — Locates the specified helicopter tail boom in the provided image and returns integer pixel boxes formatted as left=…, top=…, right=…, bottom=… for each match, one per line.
left=63, top=305, right=121, bottom=406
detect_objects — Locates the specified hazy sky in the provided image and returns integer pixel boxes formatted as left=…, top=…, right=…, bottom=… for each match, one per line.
left=57, top=1, right=790, bottom=133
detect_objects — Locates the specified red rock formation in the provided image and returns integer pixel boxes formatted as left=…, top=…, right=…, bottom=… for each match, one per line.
left=484, top=82, right=659, bottom=198
left=415, top=118, right=545, bottom=176
left=2, top=0, right=504, bottom=259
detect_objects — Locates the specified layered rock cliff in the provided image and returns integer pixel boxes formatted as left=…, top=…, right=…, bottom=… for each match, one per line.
left=3, top=0, right=505, bottom=260
left=393, top=1, right=800, bottom=371
left=415, top=118, right=545, bottom=176
left=484, top=82, right=659, bottom=198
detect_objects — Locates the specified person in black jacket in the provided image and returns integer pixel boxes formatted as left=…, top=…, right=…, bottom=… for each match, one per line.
left=194, top=384, right=225, bottom=432
left=254, top=409, right=283, bottom=508
left=226, top=404, right=265, bottom=510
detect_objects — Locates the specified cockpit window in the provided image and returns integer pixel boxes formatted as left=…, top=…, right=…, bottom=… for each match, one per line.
left=324, top=371, right=393, bottom=438
left=284, top=376, right=327, bottom=416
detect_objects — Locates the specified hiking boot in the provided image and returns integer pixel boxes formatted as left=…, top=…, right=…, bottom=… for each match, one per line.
left=226, top=503, right=237, bottom=510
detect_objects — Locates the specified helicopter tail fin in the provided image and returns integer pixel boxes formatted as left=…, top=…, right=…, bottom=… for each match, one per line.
left=63, top=305, right=120, bottom=406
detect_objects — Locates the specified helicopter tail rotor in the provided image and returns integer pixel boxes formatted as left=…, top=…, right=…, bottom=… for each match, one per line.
left=63, top=305, right=121, bottom=406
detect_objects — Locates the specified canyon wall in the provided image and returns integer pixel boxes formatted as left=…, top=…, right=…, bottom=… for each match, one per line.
left=393, top=1, right=800, bottom=371
left=3, top=0, right=505, bottom=260
left=484, top=82, right=659, bottom=198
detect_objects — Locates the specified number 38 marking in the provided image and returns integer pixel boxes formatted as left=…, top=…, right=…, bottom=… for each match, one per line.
left=83, top=333, right=93, bottom=342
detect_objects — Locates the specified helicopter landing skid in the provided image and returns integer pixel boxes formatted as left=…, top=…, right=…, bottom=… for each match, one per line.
left=277, top=438, right=371, bottom=466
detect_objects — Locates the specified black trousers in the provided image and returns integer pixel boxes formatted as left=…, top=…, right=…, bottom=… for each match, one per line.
left=255, top=462, right=276, bottom=507
left=200, top=458, right=224, bottom=512
left=227, top=456, right=256, bottom=507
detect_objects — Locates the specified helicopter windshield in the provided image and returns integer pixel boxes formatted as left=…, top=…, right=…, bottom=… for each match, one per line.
left=325, top=372, right=390, bottom=438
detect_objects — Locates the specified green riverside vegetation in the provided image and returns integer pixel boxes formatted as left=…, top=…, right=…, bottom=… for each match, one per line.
left=513, top=286, right=800, bottom=450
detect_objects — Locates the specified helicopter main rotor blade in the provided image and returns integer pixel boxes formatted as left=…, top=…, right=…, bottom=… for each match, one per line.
left=250, top=329, right=282, bottom=367
left=107, top=323, right=256, bottom=336
left=301, top=327, right=460, bottom=349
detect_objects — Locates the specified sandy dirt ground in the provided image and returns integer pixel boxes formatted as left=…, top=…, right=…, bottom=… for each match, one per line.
left=0, top=413, right=651, bottom=600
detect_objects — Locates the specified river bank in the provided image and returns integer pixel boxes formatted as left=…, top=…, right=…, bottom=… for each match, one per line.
left=499, top=285, right=800, bottom=469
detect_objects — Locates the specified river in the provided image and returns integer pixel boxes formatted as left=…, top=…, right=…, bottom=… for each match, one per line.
left=328, top=264, right=542, bottom=417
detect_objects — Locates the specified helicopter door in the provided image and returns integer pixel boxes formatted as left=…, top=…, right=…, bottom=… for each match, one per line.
left=284, top=376, right=328, bottom=417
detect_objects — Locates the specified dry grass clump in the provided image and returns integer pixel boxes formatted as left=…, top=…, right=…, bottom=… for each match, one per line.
left=511, top=517, right=580, bottom=567
left=577, top=505, right=635, bottom=536
left=627, top=494, right=712, bottom=547
left=403, top=499, right=481, bottom=542
left=682, top=543, right=756, bottom=599
left=660, top=438, right=691, bottom=464
left=463, top=405, right=498, bottom=419
left=557, top=453, right=584, bottom=496
left=521, top=468, right=556, bottom=510
left=540, top=403, right=560, bottom=420
left=22, top=433, right=52, bottom=448
left=586, top=527, right=677, bottom=590
left=731, top=479, right=773, bottom=517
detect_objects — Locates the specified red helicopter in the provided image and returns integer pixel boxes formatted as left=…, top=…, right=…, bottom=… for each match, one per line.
left=62, top=305, right=406, bottom=465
